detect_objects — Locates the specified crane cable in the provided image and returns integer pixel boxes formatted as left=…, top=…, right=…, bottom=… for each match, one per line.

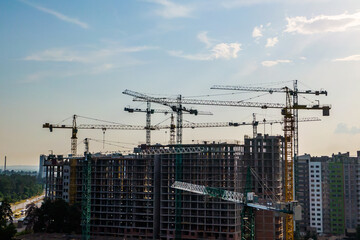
left=250, top=167, right=281, bottom=204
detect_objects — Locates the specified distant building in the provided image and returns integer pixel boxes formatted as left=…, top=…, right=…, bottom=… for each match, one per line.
left=38, top=155, right=45, bottom=179
left=296, top=152, right=360, bottom=236
left=295, top=154, right=311, bottom=233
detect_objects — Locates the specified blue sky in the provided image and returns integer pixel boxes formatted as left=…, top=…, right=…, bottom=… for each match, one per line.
left=1, top=0, right=360, bottom=165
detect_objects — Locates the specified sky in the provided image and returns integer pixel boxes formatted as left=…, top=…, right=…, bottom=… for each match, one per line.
left=1, top=0, right=360, bottom=166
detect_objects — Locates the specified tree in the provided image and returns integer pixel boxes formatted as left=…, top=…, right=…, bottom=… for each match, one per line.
left=26, top=198, right=81, bottom=234
left=356, top=225, right=360, bottom=240
left=25, top=203, right=39, bottom=231
left=0, top=199, right=17, bottom=240
left=0, top=174, right=43, bottom=203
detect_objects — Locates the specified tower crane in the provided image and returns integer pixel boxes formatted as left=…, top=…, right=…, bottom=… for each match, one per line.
left=124, top=87, right=330, bottom=240
left=211, top=81, right=328, bottom=158
left=43, top=115, right=160, bottom=156
left=44, top=114, right=320, bottom=154
left=124, top=106, right=212, bottom=145
left=171, top=167, right=301, bottom=240
left=123, top=90, right=219, bottom=144
left=164, top=116, right=320, bottom=144
left=123, top=89, right=288, bottom=144
left=211, top=83, right=329, bottom=240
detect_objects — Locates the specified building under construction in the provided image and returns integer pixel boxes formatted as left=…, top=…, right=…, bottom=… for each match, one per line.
left=44, top=135, right=284, bottom=239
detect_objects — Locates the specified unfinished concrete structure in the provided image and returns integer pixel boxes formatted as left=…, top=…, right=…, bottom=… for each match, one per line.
left=242, top=134, right=284, bottom=240
left=45, top=153, right=159, bottom=239
left=159, top=143, right=243, bottom=239
left=44, top=143, right=245, bottom=239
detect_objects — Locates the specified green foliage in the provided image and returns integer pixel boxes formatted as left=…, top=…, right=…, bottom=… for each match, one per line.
left=304, top=230, right=318, bottom=240
left=0, top=174, right=43, bottom=203
left=356, top=225, right=360, bottom=239
left=26, top=199, right=81, bottom=234
left=0, top=199, right=17, bottom=240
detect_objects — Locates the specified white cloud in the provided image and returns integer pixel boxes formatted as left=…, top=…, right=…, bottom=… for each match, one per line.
left=150, top=0, right=192, bottom=18
left=91, top=64, right=115, bottom=74
left=261, top=59, right=291, bottom=67
left=23, top=46, right=156, bottom=63
left=197, top=31, right=213, bottom=48
left=24, top=49, right=87, bottom=62
left=335, top=123, right=360, bottom=134
left=212, top=43, right=242, bottom=59
left=285, top=11, right=360, bottom=34
left=252, top=25, right=263, bottom=38
left=265, top=37, right=278, bottom=47
left=169, top=32, right=241, bottom=61
left=222, top=0, right=333, bottom=8
left=333, top=54, right=360, bottom=62
left=21, top=0, right=89, bottom=29
left=299, top=56, right=307, bottom=60
left=169, top=42, right=242, bottom=61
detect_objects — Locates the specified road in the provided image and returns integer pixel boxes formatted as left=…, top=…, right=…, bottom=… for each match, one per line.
left=11, top=194, right=45, bottom=216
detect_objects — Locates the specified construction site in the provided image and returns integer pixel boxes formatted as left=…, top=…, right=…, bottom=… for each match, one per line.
left=42, top=82, right=332, bottom=240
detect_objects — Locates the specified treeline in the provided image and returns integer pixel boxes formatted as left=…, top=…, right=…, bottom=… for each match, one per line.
left=0, top=174, right=43, bottom=203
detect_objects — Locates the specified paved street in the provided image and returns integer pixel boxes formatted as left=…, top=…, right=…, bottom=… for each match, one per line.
left=11, top=194, right=44, bottom=217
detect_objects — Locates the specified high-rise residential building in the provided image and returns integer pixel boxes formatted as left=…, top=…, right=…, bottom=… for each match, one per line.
left=308, top=161, right=323, bottom=233
left=295, top=152, right=360, bottom=237
left=333, top=153, right=358, bottom=232
left=295, top=154, right=311, bottom=233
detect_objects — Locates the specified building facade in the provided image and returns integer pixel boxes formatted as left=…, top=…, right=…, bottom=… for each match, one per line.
left=295, top=152, right=360, bottom=237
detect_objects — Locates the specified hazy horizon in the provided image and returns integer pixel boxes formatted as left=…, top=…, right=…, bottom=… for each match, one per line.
left=1, top=0, right=360, bottom=165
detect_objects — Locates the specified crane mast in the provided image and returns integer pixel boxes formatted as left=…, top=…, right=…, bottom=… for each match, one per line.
left=176, top=95, right=183, bottom=144
left=125, top=105, right=213, bottom=145
left=283, top=90, right=295, bottom=240
left=146, top=102, right=151, bottom=145
left=170, top=113, right=176, bottom=144
left=71, top=115, right=78, bottom=156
